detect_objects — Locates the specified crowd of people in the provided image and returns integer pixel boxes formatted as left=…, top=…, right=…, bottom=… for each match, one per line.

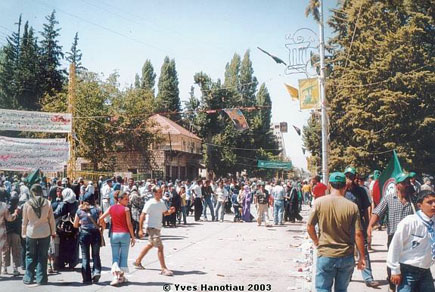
left=0, top=170, right=433, bottom=291
left=307, top=167, right=434, bottom=292
left=0, top=173, right=310, bottom=286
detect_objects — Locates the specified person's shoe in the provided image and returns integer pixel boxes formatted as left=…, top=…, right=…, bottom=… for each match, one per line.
left=161, top=269, right=174, bottom=276
left=13, top=269, right=20, bottom=276
left=110, top=277, right=119, bottom=286
left=133, top=261, right=145, bottom=270
left=365, top=280, right=380, bottom=288
left=92, top=274, right=101, bottom=283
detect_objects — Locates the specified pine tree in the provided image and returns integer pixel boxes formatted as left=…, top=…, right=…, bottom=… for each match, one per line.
left=66, top=32, right=84, bottom=72
left=141, top=59, right=156, bottom=95
left=39, top=10, right=65, bottom=96
left=156, top=56, right=181, bottom=121
left=324, top=0, right=434, bottom=174
left=16, top=22, right=42, bottom=110
left=0, top=15, right=22, bottom=109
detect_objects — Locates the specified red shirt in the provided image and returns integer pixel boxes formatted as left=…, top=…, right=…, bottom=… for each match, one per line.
left=312, top=182, right=327, bottom=199
left=109, top=204, right=129, bottom=233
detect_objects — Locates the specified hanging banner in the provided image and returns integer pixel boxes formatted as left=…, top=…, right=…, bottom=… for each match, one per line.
left=224, top=109, right=249, bottom=131
left=298, top=78, right=319, bottom=110
left=0, top=109, right=72, bottom=133
left=257, top=160, right=292, bottom=170
left=0, top=136, right=69, bottom=172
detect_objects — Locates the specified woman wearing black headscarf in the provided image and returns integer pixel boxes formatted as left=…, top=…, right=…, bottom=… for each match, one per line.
left=21, top=184, right=55, bottom=286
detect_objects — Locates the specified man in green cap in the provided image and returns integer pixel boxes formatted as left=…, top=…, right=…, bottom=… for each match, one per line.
left=307, top=172, right=366, bottom=291
left=367, top=172, right=415, bottom=292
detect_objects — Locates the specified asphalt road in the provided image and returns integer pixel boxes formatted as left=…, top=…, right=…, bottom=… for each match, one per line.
left=0, top=205, right=430, bottom=292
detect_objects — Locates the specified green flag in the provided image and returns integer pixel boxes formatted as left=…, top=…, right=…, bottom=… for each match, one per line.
left=25, top=169, right=42, bottom=187
left=374, top=150, right=402, bottom=204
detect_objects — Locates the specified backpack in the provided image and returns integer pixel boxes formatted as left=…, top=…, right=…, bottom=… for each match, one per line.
left=56, top=213, right=77, bottom=237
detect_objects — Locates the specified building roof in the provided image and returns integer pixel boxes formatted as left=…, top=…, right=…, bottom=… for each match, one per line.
left=150, top=114, right=201, bottom=141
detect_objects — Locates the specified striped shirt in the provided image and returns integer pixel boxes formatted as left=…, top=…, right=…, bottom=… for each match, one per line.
left=373, top=193, right=414, bottom=235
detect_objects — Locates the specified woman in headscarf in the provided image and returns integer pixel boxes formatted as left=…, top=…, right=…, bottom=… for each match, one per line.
left=241, top=185, right=253, bottom=222
left=54, top=187, right=79, bottom=270
left=99, top=191, right=135, bottom=286
left=21, top=184, right=55, bottom=286
left=73, top=192, right=104, bottom=284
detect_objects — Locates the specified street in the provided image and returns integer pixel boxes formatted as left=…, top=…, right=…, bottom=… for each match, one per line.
left=0, top=206, right=428, bottom=292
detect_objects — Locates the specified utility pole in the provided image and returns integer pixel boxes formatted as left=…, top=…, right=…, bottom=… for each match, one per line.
left=67, top=63, right=76, bottom=179
left=318, top=0, right=329, bottom=184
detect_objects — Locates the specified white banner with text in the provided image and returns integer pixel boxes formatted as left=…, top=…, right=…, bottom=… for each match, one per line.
left=0, top=136, right=69, bottom=171
left=0, top=109, right=72, bottom=133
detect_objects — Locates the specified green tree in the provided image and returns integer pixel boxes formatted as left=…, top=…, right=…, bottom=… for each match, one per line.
left=39, top=10, right=65, bottom=96
left=0, top=15, right=22, bottom=109
left=66, top=32, right=84, bottom=72
left=302, top=111, right=321, bottom=174
left=190, top=52, right=279, bottom=177
left=141, top=59, right=156, bottom=95
left=156, top=56, right=181, bottom=121
left=16, top=22, right=42, bottom=110
left=325, top=0, right=434, bottom=174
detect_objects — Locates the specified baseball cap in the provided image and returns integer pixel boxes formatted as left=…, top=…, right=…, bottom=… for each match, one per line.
left=395, top=172, right=411, bottom=184
left=344, top=166, right=356, bottom=175
left=409, top=172, right=416, bottom=178
left=373, top=170, right=381, bottom=180
left=329, top=172, right=346, bottom=183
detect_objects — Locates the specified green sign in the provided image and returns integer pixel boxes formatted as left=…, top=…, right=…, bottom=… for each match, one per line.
left=257, top=160, right=292, bottom=170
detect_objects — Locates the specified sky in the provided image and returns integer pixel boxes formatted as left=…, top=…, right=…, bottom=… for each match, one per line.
left=0, top=0, right=337, bottom=171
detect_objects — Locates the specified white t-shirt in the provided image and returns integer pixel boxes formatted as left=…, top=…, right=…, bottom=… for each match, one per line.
left=142, top=198, right=168, bottom=230
left=216, top=187, right=228, bottom=202
left=191, top=184, right=202, bottom=198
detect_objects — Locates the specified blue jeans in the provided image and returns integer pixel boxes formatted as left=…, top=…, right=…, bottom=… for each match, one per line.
left=110, top=232, right=130, bottom=272
left=203, top=196, right=215, bottom=221
left=214, top=201, right=225, bottom=221
left=179, top=206, right=187, bottom=224
left=23, top=236, right=50, bottom=284
left=273, top=200, right=284, bottom=224
left=397, top=264, right=435, bottom=292
left=360, top=240, right=374, bottom=282
left=316, top=254, right=355, bottom=292
left=79, top=229, right=101, bottom=282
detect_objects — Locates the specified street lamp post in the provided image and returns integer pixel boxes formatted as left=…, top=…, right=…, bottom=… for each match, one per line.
left=318, top=0, right=329, bottom=184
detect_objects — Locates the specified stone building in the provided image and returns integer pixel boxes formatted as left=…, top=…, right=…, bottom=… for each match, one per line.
left=76, top=114, right=203, bottom=180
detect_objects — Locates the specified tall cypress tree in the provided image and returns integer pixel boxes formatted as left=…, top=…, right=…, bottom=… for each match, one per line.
left=39, top=10, right=65, bottom=96
left=156, top=56, right=181, bottom=121
left=141, top=59, right=156, bottom=95
left=239, top=50, right=258, bottom=107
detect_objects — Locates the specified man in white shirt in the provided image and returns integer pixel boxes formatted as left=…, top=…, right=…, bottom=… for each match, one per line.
left=214, top=181, right=228, bottom=222
left=387, top=190, right=435, bottom=292
left=191, top=180, right=203, bottom=221
left=133, top=187, right=175, bottom=276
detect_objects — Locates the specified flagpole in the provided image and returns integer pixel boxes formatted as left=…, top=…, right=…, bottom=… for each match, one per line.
left=67, top=63, right=76, bottom=179
left=319, top=0, right=329, bottom=184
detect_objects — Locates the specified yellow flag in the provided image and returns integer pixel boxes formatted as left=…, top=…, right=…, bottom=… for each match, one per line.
left=298, top=78, right=319, bottom=110
left=284, top=83, right=298, bottom=100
